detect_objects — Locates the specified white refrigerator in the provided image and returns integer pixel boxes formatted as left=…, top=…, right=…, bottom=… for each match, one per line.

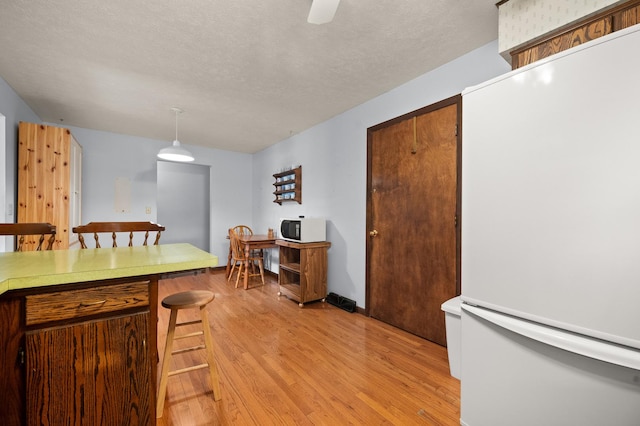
left=460, top=25, right=640, bottom=425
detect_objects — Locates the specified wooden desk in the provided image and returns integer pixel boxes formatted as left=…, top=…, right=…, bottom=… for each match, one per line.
left=0, top=243, right=217, bottom=425
left=226, top=234, right=277, bottom=289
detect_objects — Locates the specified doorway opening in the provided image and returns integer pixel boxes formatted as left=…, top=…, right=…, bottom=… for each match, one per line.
left=157, top=161, right=211, bottom=251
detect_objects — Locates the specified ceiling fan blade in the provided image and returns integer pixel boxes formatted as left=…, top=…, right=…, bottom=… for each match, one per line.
left=307, top=0, right=340, bottom=24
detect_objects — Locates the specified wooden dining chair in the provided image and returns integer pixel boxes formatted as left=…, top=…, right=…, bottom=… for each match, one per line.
left=231, top=225, right=253, bottom=236
left=227, top=228, right=245, bottom=284
left=227, top=224, right=261, bottom=278
left=228, top=228, right=265, bottom=288
left=231, top=224, right=264, bottom=262
left=72, top=221, right=165, bottom=248
left=0, top=223, right=57, bottom=251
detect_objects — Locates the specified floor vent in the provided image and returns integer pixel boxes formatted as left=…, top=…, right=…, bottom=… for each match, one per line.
left=326, top=292, right=356, bottom=313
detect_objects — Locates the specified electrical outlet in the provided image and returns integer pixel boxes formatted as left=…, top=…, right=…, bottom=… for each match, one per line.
left=145, top=207, right=151, bottom=214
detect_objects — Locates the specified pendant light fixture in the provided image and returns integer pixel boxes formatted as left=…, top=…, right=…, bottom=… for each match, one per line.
left=157, top=107, right=195, bottom=162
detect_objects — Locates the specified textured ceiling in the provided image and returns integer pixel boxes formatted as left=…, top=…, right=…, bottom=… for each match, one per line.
left=0, top=0, right=498, bottom=153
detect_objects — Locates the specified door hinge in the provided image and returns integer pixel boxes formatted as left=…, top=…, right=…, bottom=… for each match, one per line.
left=454, top=214, right=458, bottom=227
left=18, top=347, right=25, bottom=366
left=455, top=124, right=459, bottom=136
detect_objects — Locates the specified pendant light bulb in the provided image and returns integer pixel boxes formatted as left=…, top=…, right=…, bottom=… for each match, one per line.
left=158, top=107, right=195, bottom=162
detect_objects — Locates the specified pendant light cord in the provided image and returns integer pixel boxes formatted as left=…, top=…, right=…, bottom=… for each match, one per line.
left=175, top=109, right=179, bottom=142
left=158, top=107, right=193, bottom=162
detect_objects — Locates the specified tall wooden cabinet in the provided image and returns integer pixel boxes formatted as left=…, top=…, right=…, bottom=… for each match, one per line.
left=277, top=240, right=330, bottom=307
left=17, top=122, right=82, bottom=250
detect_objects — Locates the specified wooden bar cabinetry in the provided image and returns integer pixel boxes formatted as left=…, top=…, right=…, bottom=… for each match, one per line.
left=0, top=277, right=158, bottom=426
left=277, top=239, right=330, bottom=307
left=0, top=243, right=216, bottom=425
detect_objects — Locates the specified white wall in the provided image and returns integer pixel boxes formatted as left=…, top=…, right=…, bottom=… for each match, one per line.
left=252, top=40, right=511, bottom=307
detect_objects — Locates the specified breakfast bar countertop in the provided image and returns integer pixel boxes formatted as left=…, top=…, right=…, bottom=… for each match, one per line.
left=0, top=243, right=218, bottom=295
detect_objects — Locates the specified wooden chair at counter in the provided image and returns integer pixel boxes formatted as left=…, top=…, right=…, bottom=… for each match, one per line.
left=72, top=221, right=166, bottom=248
left=0, top=223, right=56, bottom=251
left=228, top=228, right=265, bottom=288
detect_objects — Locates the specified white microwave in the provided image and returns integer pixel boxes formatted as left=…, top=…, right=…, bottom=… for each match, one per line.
left=279, top=217, right=326, bottom=243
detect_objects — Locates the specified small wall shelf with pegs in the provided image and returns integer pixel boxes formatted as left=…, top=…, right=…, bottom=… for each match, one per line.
left=273, top=166, right=302, bottom=204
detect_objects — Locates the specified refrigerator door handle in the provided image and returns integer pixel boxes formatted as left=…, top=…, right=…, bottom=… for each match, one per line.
left=462, top=303, right=640, bottom=370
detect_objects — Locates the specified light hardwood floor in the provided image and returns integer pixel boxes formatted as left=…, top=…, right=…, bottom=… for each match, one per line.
left=156, top=271, right=460, bottom=425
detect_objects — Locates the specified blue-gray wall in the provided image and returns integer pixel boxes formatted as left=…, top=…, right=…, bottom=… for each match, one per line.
left=54, top=125, right=253, bottom=263
left=1, top=40, right=510, bottom=306
left=0, top=77, right=40, bottom=224
left=251, top=40, right=510, bottom=307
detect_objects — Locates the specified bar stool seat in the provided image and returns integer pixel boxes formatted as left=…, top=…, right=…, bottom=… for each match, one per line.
left=156, top=290, right=222, bottom=417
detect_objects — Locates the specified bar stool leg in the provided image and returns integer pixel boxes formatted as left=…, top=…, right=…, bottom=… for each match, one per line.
left=156, top=308, right=178, bottom=417
left=200, top=305, right=222, bottom=400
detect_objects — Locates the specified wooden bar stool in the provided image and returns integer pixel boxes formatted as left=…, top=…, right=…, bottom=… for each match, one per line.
left=156, top=290, right=222, bottom=417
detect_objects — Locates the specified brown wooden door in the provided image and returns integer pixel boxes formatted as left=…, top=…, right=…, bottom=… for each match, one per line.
left=366, top=96, right=460, bottom=346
